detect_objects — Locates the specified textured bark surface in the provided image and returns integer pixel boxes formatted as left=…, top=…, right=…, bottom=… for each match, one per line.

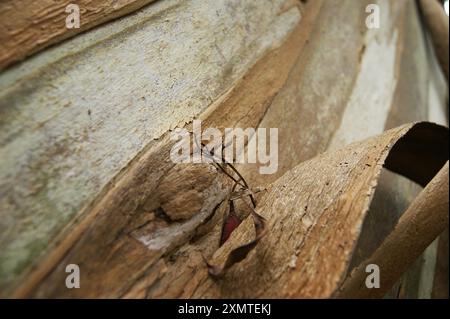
left=419, top=0, right=449, bottom=82
left=0, top=0, right=157, bottom=70
left=337, top=162, right=449, bottom=298
left=0, top=0, right=303, bottom=295
left=0, top=0, right=448, bottom=298
left=25, top=123, right=449, bottom=298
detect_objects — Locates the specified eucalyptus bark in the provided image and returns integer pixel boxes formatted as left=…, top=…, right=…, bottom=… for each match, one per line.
left=0, top=0, right=448, bottom=298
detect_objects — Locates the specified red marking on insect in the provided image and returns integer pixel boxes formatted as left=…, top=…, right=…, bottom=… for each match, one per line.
left=220, top=201, right=242, bottom=246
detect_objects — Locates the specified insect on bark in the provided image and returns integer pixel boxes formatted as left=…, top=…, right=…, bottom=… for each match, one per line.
left=193, top=136, right=267, bottom=276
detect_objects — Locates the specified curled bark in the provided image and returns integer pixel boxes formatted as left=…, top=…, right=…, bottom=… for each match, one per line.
left=23, top=122, right=448, bottom=298
left=0, top=0, right=447, bottom=299
left=336, top=161, right=449, bottom=298
left=418, top=0, right=449, bottom=82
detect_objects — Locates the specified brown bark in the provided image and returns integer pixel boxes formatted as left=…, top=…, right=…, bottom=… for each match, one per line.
left=0, top=0, right=447, bottom=298
left=418, top=0, right=449, bottom=82
left=336, top=162, right=449, bottom=298
left=0, top=0, right=157, bottom=70
left=21, top=122, right=449, bottom=298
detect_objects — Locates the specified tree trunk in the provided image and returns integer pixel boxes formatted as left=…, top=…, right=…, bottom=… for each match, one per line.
left=0, top=0, right=448, bottom=298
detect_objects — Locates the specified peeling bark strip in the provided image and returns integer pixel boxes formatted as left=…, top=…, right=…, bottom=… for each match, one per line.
left=221, top=122, right=447, bottom=298
left=336, top=162, right=449, bottom=298
left=207, top=202, right=267, bottom=277
left=0, top=0, right=304, bottom=296
left=0, top=0, right=447, bottom=298
left=0, top=0, right=158, bottom=70
left=25, top=122, right=448, bottom=298
left=418, top=0, right=449, bottom=82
